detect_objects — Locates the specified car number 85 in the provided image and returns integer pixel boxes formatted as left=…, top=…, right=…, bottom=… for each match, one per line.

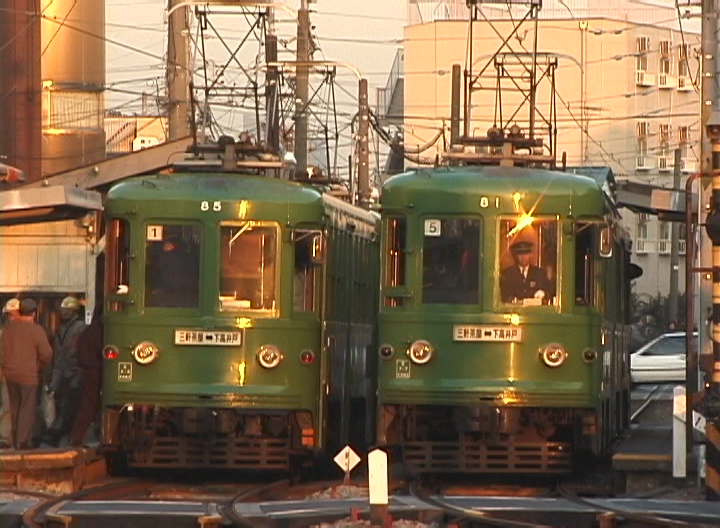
left=201, top=201, right=222, bottom=211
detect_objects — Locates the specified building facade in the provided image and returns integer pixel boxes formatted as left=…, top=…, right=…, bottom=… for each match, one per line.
left=398, top=0, right=701, bottom=298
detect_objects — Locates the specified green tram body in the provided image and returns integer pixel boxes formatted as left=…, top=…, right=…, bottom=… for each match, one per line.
left=101, top=171, right=379, bottom=470
left=377, top=165, right=636, bottom=474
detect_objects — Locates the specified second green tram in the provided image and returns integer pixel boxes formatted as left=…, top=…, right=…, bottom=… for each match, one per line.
left=377, top=165, right=640, bottom=473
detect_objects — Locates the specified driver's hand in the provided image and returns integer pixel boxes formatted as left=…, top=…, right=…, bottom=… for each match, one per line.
left=534, top=290, right=545, bottom=299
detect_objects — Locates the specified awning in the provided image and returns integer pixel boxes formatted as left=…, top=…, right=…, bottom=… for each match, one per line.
left=0, top=185, right=102, bottom=226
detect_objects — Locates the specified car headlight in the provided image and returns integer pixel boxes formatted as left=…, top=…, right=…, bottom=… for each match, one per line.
left=257, top=345, right=283, bottom=369
left=132, top=341, right=159, bottom=364
left=407, top=340, right=434, bottom=365
left=540, top=343, right=567, bottom=368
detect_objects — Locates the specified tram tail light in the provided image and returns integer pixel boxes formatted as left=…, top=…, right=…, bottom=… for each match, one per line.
left=103, top=345, right=120, bottom=360
left=300, top=350, right=315, bottom=365
left=301, top=427, right=315, bottom=447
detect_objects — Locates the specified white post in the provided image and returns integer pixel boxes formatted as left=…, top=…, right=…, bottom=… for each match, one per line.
left=673, top=385, right=687, bottom=478
left=368, top=448, right=389, bottom=527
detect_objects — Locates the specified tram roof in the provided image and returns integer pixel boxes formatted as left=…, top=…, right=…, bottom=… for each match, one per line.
left=106, top=171, right=326, bottom=205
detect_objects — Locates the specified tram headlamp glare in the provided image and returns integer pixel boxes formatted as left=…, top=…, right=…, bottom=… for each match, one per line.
left=132, top=341, right=159, bottom=365
left=540, top=343, right=567, bottom=368
left=257, top=344, right=283, bottom=369
left=407, top=340, right=434, bottom=365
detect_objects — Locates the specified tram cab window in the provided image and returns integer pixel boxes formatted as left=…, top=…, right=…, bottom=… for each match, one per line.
left=145, top=224, right=200, bottom=308
left=293, top=230, right=320, bottom=312
left=575, top=222, right=595, bottom=306
left=499, top=219, right=558, bottom=306
left=106, top=218, right=130, bottom=311
left=219, top=222, right=277, bottom=312
left=422, top=218, right=480, bottom=304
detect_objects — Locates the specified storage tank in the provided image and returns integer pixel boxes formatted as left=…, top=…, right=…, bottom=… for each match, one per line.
left=41, top=0, right=106, bottom=176
left=0, top=2, right=42, bottom=180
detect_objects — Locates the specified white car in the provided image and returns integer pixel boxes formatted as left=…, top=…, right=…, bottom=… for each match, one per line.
left=630, top=331, right=693, bottom=384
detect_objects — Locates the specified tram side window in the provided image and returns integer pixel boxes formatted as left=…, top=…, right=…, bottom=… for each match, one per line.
left=422, top=218, right=480, bottom=305
left=575, top=223, right=595, bottom=306
left=145, top=224, right=200, bottom=308
left=219, top=223, right=277, bottom=311
left=293, top=230, right=319, bottom=312
left=499, top=219, right=557, bottom=306
left=106, top=218, right=130, bottom=311
left=384, top=217, right=406, bottom=307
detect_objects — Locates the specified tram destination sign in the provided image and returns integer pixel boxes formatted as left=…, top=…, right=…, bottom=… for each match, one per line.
left=175, top=330, right=243, bottom=346
left=453, top=325, right=522, bottom=342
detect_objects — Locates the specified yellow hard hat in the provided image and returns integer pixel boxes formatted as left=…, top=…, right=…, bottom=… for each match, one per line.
left=2, top=298, right=20, bottom=313
left=60, top=296, right=80, bottom=310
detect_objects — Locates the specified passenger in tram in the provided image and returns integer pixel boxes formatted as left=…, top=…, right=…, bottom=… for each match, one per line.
left=69, top=305, right=103, bottom=447
left=1, top=298, right=53, bottom=450
left=46, top=296, right=86, bottom=446
left=0, top=298, right=21, bottom=449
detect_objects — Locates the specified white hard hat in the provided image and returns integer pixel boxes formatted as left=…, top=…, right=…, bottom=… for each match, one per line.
left=2, top=298, right=20, bottom=313
left=60, top=296, right=80, bottom=310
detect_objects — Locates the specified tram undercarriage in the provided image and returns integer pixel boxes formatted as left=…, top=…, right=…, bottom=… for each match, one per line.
left=103, top=407, right=316, bottom=469
left=380, top=404, right=597, bottom=474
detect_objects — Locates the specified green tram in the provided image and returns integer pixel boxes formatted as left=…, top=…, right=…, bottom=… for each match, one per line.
left=377, top=165, right=640, bottom=474
left=100, top=141, right=379, bottom=470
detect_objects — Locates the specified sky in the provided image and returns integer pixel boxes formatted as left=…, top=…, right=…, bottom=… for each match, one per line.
left=105, top=1, right=406, bottom=136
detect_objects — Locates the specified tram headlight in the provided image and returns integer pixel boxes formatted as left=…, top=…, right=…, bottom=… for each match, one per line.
left=540, top=343, right=567, bottom=368
left=131, top=341, right=159, bottom=365
left=407, top=340, right=434, bottom=365
left=257, top=344, right=283, bottom=369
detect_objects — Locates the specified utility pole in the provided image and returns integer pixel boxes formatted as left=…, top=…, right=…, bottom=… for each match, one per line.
left=167, top=0, right=191, bottom=139
left=701, top=0, right=718, bottom=172
left=357, top=78, right=370, bottom=208
left=294, top=0, right=310, bottom=174
left=265, top=7, right=280, bottom=152
left=669, top=148, right=681, bottom=326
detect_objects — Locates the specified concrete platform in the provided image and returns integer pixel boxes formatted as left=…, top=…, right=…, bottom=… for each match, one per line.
left=0, top=446, right=106, bottom=494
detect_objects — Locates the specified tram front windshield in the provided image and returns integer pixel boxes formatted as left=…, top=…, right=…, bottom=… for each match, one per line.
left=219, top=222, right=278, bottom=311
left=422, top=218, right=480, bottom=304
left=145, top=224, right=201, bottom=308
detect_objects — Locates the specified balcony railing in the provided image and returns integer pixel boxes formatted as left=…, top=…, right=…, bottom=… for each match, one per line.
left=635, top=238, right=687, bottom=255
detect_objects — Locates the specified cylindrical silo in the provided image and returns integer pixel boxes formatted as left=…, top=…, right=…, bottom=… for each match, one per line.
left=0, top=1, right=42, bottom=180
left=41, top=0, right=106, bottom=176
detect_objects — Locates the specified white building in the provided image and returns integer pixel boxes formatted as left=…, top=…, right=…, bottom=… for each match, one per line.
left=386, top=0, right=702, bottom=298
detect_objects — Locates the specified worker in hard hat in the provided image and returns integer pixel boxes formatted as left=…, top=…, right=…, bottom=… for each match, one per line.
left=46, top=296, right=86, bottom=447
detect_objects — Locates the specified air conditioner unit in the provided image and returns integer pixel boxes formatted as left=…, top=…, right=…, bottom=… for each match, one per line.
left=657, top=156, right=672, bottom=172
left=681, top=159, right=697, bottom=173
left=636, top=71, right=655, bottom=87
left=678, top=240, right=687, bottom=255
left=677, top=75, right=693, bottom=91
left=657, top=74, right=674, bottom=89
left=636, top=155, right=652, bottom=171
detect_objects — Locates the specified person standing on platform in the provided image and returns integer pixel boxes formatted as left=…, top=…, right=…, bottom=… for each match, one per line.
left=1, top=298, right=53, bottom=449
left=47, top=296, right=86, bottom=446
left=69, top=306, right=103, bottom=447
left=0, top=298, right=21, bottom=449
